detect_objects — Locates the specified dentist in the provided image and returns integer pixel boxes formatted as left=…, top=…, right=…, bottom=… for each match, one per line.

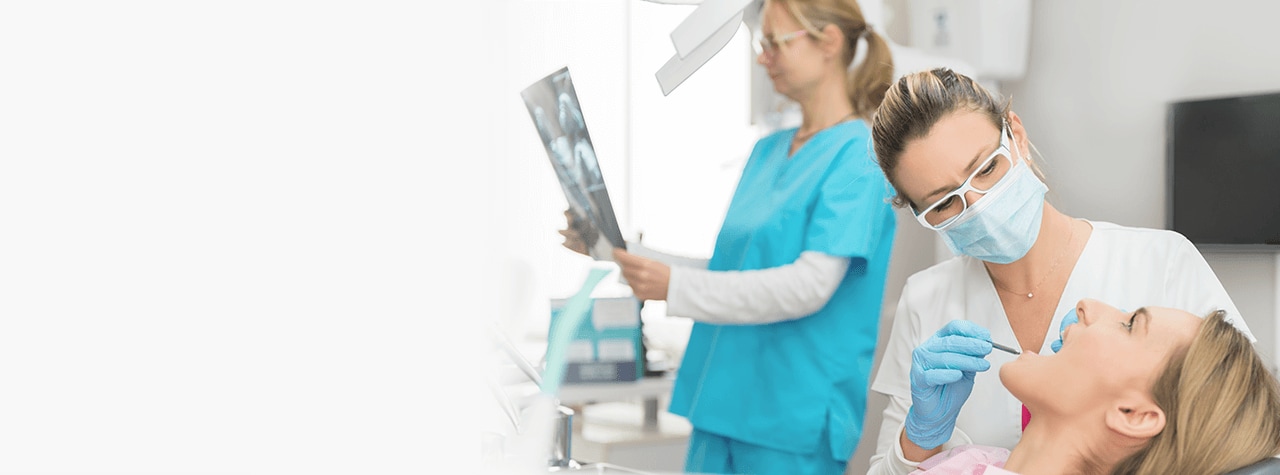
left=863, top=68, right=1256, bottom=475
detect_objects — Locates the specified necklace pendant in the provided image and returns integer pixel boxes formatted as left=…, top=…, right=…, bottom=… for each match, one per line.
left=1027, top=293, right=1034, bottom=298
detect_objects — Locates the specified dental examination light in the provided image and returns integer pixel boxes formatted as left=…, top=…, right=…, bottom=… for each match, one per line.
left=639, top=0, right=997, bottom=107
left=645, top=0, right=761, bottom=95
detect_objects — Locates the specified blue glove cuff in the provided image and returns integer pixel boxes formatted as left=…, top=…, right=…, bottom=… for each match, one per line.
left=904, top=406, right=954, bottom=450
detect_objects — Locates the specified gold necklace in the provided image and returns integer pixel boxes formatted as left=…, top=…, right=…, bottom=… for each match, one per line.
left=793, top=112, right=855, bottom=144
left=994, top=218, right=1078, bottom=299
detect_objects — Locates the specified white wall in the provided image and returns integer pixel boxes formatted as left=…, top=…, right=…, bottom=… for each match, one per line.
left=1002, top=0, right=1280, bottom=366
left=628, top=4, right=760, bottom=259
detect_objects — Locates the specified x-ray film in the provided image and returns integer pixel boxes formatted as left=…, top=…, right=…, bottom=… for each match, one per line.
left=521, top=67, right=627, bottom=261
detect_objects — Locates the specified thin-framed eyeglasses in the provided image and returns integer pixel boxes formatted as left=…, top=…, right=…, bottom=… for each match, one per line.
left=911, top=121, right=1018, bottom=230
left=753, top=29, right=810, bottom=57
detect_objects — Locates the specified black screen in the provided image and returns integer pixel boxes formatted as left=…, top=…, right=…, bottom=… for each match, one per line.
left=1168, top=92, right=1280, bottom=246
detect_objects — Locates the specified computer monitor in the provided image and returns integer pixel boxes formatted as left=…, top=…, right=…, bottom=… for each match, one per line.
left=1167, top=91, right=1280, bottom=249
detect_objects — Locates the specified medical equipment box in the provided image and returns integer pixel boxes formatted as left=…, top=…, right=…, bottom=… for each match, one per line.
left=549, top=296, right=643, bottom=384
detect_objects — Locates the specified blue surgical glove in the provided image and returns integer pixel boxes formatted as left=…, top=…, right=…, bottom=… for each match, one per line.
left=1051, top=307, right=1129, bottom=352
left=1050, top=308, right=1078, bottom=353
left=904, top=320, right=993, bottom=450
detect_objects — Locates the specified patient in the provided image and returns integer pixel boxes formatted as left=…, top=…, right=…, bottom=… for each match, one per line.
left=914, top=299, right=1280, bottom=475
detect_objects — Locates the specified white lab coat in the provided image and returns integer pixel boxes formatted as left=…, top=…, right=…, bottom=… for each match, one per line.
left=865, top=221, right=1255, bottom=475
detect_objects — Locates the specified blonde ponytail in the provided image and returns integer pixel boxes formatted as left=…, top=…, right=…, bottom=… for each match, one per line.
left=772, top=0, right=893, bottom=118
left=848, top=28, right=893, bottom=118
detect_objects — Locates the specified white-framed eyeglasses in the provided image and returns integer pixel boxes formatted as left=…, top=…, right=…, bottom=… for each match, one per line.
left=911, top=121, right=1018, bottom=230
left=753, top=29, right=810, bottom=56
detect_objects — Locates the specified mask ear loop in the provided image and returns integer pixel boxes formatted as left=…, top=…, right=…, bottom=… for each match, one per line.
left=1005, top=118, right=1025, bottom=165
left=1006, top=116, right=1050, bottom=188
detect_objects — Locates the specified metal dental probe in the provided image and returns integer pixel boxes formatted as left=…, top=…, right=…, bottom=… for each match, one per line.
left=990, top=341, right=1021, bottom=355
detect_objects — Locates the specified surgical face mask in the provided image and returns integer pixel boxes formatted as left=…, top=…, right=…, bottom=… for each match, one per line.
left=936, top=158, right=1048, bottom=264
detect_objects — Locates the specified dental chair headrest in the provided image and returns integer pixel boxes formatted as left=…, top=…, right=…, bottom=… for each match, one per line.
left=1225, top=456, right=1280, bottom=475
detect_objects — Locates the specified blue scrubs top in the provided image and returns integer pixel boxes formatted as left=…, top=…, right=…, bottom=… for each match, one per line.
left=668, top=120, right=896, bottom=461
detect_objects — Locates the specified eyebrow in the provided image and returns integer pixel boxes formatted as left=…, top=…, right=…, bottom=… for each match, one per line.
left=918, top=138, right=1001, bottom=205
left=1135, top=307, right=1152, bottom=335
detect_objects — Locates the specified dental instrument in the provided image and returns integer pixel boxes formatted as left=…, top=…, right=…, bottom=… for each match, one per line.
left=990, top=341, right=1021, bottom=355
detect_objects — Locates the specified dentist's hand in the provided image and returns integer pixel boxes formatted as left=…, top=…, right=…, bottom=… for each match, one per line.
left=905, top=320, right=993, bottom=450
left=1050, top=308, right=1079, bottom=353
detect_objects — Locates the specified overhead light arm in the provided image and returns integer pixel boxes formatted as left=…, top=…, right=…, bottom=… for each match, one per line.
left=649, top=0, right=761, bottom=95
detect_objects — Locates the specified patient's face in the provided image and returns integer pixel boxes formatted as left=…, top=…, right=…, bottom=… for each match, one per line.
left=1001, top=299, right=1201, bottom=414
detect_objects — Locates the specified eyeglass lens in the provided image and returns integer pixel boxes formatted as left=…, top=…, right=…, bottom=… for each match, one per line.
left=920, top=149, right=1014, bottom=227
left=754, top=30, right=803, bottom=56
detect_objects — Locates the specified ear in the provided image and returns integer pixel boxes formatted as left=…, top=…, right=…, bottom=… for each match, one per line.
left=1006, top=111, right=1031, bottom=159
left=819, top=23, right=845, bottom=60
left=1104, top=397, right=1166, bottom=440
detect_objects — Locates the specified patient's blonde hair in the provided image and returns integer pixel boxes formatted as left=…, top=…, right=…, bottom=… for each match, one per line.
left=1111, top=311, right=1280, bottom=475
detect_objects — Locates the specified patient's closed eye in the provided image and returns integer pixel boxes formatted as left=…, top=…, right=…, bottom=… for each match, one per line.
left=1121, top=312, right=1137, bottom=332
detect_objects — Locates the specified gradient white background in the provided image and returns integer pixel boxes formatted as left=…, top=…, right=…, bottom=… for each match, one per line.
left=0, top=2, right=492, bottom=473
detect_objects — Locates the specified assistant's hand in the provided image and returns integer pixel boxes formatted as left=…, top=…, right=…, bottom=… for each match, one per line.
left=905, top=320, right=993, bottom=450
left=612, top=248, right=670, bottom=301
left=1050, top=308, right=1079, bottom=353
left=558, top=208, right=590, bottom=256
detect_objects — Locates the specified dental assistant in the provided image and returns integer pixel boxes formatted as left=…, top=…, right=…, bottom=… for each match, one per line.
left=562, top=0, right=895, bottom=473
left=863, top=68, right=1257, bottom=475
